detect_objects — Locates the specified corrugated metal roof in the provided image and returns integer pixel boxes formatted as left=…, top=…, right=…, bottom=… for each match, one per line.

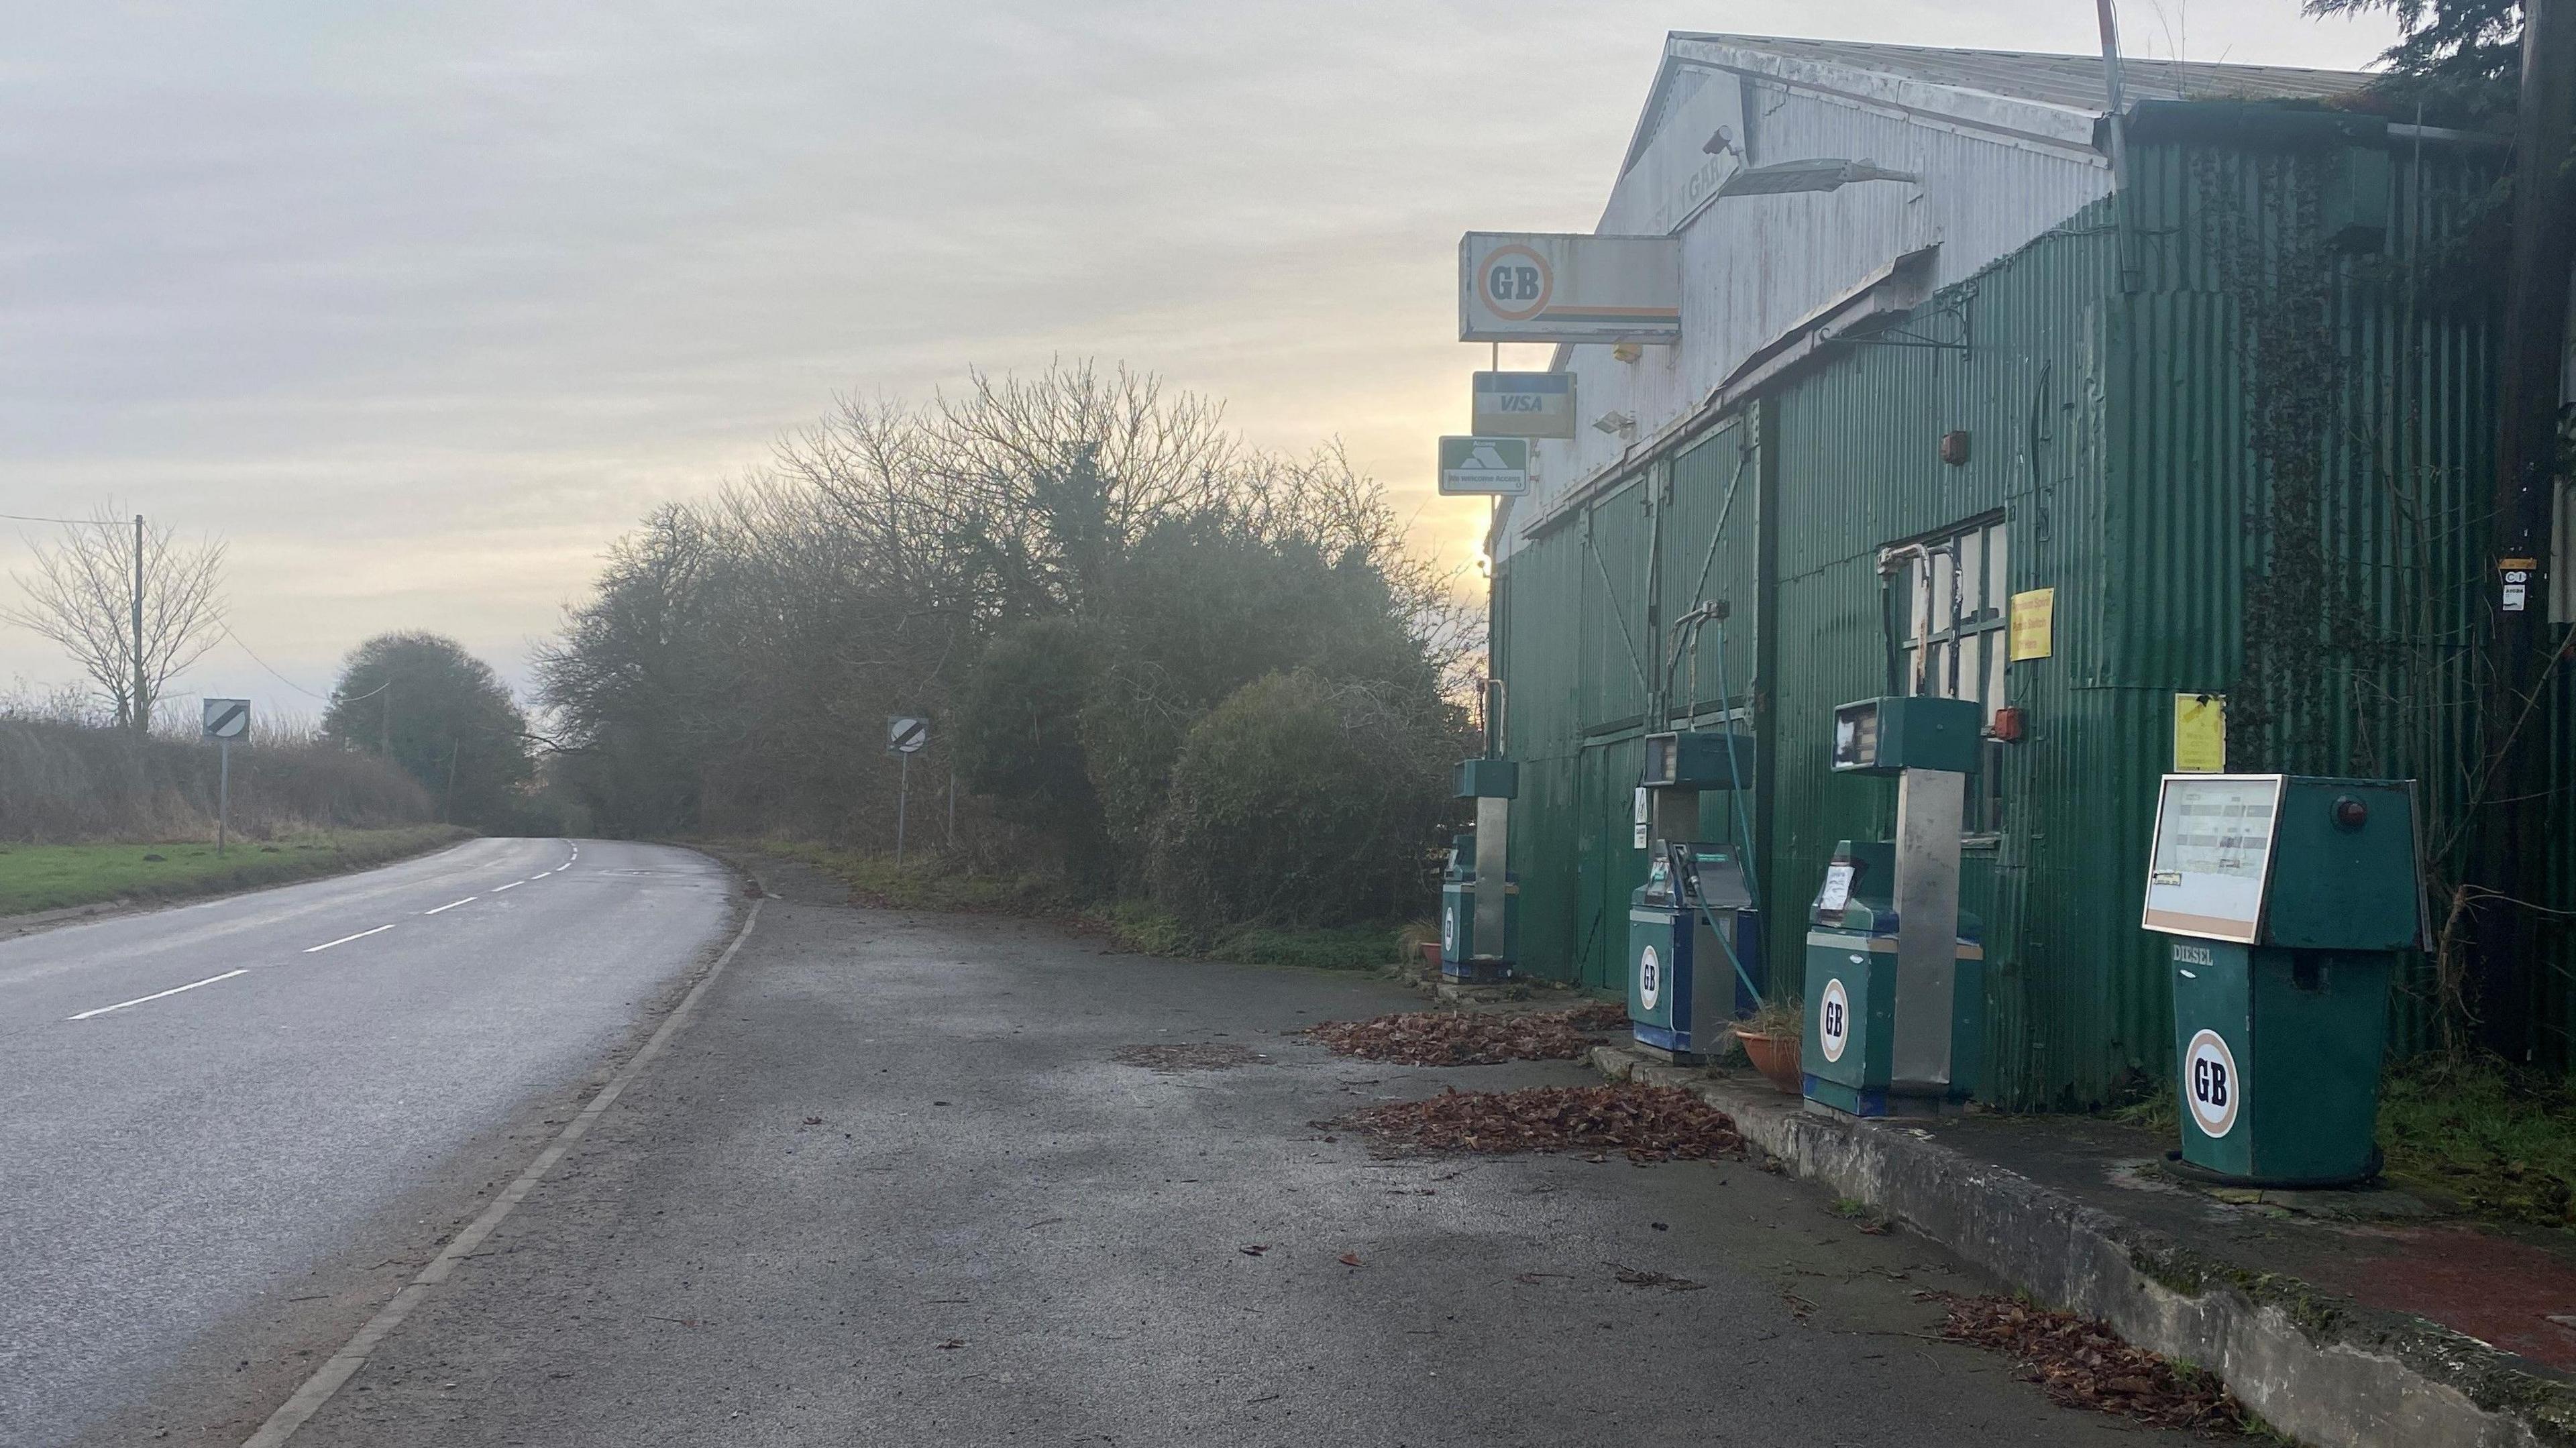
left=1669, top=34, right=2373, bottom=113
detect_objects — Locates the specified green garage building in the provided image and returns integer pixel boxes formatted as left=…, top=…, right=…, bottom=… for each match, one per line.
left=1481, top=36, right=2575, bottom=1107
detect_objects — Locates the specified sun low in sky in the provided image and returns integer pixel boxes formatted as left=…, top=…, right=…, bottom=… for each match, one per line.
left=0, top=1, right=2397, bottom=716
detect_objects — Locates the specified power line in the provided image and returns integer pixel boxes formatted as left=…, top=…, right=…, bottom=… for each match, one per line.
left=0, top=511, right=110, bottom=526
left=219, top=618, right=341, bottom=702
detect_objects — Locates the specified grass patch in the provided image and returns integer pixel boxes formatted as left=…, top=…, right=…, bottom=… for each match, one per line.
left=2108, top=1093, right=2180, bottom=1139
left=1203, top=922, right=1402, bottom=972
left=2111, top=1052, right=2576, bottom=1227
left=729, top=839, right=1403, bottom=972
left=0, top=825, right=474, bottom=916
left=2378, top=1055, right=2576, bottom=1227
left=737, top=838, right=1075, bottom=913
left=1081, top=900, right=1197, bottom=959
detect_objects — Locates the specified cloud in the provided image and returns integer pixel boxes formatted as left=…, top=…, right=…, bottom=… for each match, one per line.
left=0, top=0, right=2397, bottom=714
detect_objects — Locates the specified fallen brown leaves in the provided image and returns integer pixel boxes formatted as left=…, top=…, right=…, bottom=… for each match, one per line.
left=1939, top=1295, right=2249, bottom=1435
left=1306, top=1003, right=1631, bottom=1066
left=1328, top=1084, right=1746, bottom=1162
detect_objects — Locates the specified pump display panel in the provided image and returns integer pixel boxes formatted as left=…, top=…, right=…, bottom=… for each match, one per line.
left=2141, top=773, right=2285, bottom=943
left=1831, top=701, right=1880, bottom=771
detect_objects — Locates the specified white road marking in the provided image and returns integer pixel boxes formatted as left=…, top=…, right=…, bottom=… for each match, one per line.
left=68, top=968, right=250, bottom=1021
left=241, top=899, right=766, bottom=1448
left=422, top=897, right=477, bottom=915
left=303, top=924, right=397, bottom=954
left=528, top=872, right=551, bottom=881
left=493, top=881, right=521, bottom=893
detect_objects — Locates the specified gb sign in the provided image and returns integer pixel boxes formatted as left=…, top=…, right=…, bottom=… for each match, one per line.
left=1479, top=244, right=1550, bottom=321
left=2184, top=1028, right=2242, bottom=1137
left=1458, top=232, right=1682, bottom=344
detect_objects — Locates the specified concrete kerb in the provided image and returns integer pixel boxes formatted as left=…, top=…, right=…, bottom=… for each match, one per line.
left=1589, top=1044, right=2576, bottom=1448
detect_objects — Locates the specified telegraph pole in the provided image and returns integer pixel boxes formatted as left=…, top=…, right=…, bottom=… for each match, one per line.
left=131, top=514, right=146, bottom=732
left=2473, top=0, right=2576, bottom=1060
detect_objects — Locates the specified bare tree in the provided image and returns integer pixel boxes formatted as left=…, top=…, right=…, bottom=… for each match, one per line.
left=3, top=504, right=227, bottom=732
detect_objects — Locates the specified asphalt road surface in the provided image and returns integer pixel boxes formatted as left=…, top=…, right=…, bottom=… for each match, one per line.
left=0, top=837, right=733, bottom=1448
left=252, top=858, right=2199, bottom=1448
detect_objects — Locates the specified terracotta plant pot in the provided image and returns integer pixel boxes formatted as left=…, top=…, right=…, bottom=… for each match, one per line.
left=1418, top=940, right=1442, bottom=970
left=1733, top=1027, right=1804, bottom=1095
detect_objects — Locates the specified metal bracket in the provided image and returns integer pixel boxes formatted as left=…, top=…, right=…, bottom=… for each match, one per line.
left=1840, top=309, right=1970, bottom=354
left=1825, top=289, right=1974, bottom=355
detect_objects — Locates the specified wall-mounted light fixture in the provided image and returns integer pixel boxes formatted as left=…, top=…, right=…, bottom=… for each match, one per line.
left=1715, top=158, right=1921, bottom=200
left=1592, top=410, right=1635, bottom=437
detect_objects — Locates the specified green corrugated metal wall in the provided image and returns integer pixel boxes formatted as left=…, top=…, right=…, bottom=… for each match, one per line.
left=1493, top=115, right=2568, bottom=1100
left=1768, top=213, right=2121, bottom=1105
left=1496, top=427, right=1750, bottom=992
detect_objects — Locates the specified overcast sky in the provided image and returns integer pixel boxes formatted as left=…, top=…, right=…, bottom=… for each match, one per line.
left=0, top=1, right=2398, bottom=724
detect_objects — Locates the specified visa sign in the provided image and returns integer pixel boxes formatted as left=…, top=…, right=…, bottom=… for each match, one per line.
left=1472, top=372, right=1574, bottom=438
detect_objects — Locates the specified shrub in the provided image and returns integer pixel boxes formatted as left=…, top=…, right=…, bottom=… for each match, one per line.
left=1149, top=671, right=1457, bottom=928
left=953, top=618, right=1110, bottom=882
left=0, top=719, right=434, bottom=844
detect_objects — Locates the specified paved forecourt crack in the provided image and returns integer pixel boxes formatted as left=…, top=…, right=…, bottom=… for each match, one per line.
left=237, top=895, right=765, bottom=1448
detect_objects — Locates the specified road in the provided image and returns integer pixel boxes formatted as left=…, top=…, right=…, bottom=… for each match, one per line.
left=0, top=836, right=733, bottom=1448
left=265, top=858, right=2196, bottom=1448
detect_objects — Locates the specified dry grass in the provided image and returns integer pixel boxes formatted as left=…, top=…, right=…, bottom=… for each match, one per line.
left=0, top=719, right=432, bottom=844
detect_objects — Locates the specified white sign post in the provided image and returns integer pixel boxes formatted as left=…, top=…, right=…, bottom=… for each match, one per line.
left=887, top=716, right=928, bottom=866
left=1438, top=436, right=1530, bottom=496
left=202, top=698, right=250, bottom=854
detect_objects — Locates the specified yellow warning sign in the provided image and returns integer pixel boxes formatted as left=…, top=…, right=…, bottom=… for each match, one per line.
left=2174, top=693, right=2227, bottom=773
left=2008, top=588, right=2055, bottom=661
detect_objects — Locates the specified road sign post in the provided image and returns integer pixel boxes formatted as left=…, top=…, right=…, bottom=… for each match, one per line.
left=887, top=716, right=929, bottom=866
left=202, top=698, right=250, bottom=854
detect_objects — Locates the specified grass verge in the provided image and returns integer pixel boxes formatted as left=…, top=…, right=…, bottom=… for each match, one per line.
left=2378, top=1055, right=2576, bottom=1227
left=2112, top=1052, right=2575, bottom=1227
left=0, top=825, right=474, bottom=917
left=729, top=839, right=1406, bottom=972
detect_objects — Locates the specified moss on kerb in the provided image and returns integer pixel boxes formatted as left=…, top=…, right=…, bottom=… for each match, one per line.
left=2125, top=1246, right=2347, bottom=1339
left=2427, top=1345, right=2576, bottom=1446
left=2127, top=1242, right=2215, bottom=1298
left=2129, top=1240, right=2576, bottom=1445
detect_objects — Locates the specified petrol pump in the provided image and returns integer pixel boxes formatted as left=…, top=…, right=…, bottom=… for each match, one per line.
left=2141, top=774, right=2420, bottom=1186
left=1802, top=696, right=1988, bottom=1117
left=1442, top=758, right=1519, bottom=983
left=1625, top=730, right=1760, bottom=1063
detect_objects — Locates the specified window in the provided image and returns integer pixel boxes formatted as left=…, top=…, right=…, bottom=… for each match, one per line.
left=1886, top=516, right=2009, bottom=835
